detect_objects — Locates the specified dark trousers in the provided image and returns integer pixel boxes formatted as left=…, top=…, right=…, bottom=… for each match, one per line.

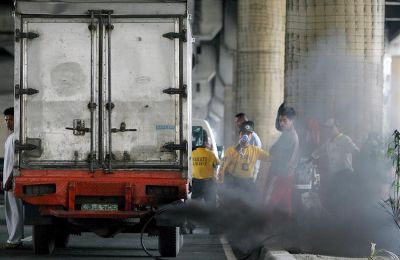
left=191, top=178, right=216, bottom=207
left=321, top=169, right=356, bottom=214
left=223, top=174, right=260, bottom=203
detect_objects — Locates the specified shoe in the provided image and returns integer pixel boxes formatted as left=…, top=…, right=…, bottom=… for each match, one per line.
left=0, top=242, right=23, bottom=249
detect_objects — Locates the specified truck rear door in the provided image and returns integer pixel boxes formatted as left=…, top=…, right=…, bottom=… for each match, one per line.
left=16, top=14, right=187, bottom=171
left=17, top=18, right=95, bottom=168
left=105, top=18, right=182, bottom=169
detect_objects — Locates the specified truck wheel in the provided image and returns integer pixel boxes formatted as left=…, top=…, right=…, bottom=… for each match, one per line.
left=158, top=226, right=183, bottom=257
left=55, top=232, right=69, bottom=248
left=33, top=225, right=55, bottom=255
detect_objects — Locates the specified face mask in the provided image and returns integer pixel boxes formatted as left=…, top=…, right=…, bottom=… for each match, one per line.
left=239, top=134, right=250, bottom=145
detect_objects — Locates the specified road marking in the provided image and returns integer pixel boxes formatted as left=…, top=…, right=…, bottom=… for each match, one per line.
left=220, top=236, right=237, bottom=260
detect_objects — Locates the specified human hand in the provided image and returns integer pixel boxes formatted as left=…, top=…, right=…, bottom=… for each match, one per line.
left=4, top=178, right=12, bottom=191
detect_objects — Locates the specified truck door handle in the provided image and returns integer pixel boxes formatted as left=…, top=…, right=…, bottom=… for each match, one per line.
left=66, top=119, right=90, bottom=136
left=111, top=122, right=137, bottom=133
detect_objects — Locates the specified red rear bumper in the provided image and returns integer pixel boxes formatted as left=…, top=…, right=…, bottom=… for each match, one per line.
left=40, top=209, right=151, bottom=219
left=14, top=169, right=188, bottom=218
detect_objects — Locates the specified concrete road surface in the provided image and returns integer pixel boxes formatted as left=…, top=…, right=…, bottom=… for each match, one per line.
left=0, top=202, right=236, bottom=260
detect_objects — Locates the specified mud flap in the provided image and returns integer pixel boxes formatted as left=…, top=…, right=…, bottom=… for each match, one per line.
left=24, top=204, right=52, bottom=225
left=158, top=226, right=183, bottom=257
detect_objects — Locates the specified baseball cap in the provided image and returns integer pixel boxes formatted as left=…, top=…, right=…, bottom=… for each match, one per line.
left=239, top=121, right=254, bottom=134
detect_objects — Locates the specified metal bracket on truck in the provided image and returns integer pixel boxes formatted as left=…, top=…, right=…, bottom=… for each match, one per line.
left=163, top=84, right=187, bottom=98
left=15, top=29, right=39, bottom=42
left=163, top=141, right=188, bottom=152
left=163, top=29, right=187, bottom=42
left=15, top=84, right=39, bottom=98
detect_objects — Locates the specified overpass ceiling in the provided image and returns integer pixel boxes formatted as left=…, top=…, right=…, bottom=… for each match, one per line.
left=387, top=0, right=400, bottom=41
left=0, top=0, right=398, bottom=94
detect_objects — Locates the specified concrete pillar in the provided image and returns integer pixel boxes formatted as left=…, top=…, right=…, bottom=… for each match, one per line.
left=390, top=57, right=400, bottom=131
left=224, top=85, right=235, bottom=147
left=285, top=0, right=385, bottom=143
left=237, top=0, right=286, bottom=149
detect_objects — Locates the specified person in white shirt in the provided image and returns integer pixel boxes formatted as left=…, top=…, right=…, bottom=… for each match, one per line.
left=1, top=107, right=24, bottom=249
left=311, top=118, right=360, bottom=213
left=311, top=118, right=359, bottom=175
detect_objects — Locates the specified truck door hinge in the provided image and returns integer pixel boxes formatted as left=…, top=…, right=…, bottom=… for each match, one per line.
left=87, top=102, right=97, bottom=110
left=162, top=29, right=186, bottom=42
left=162, top=85, right=187, bottom=98
left=162, top=141, right=187, bottom=152
left=15, top=29, right=39, bottom=42
left=15, top=140, right=39, bottom=152
left=15, top=85, right=39, bottom=98
left=105, top=102, right=115, bottom=111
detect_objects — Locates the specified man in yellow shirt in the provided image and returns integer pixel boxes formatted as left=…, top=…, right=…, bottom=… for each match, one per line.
left=191, top=132, right=219, bottom=206
left=218, top=122, right=270, bottom=197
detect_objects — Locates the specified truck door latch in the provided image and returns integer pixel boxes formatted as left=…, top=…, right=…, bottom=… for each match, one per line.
left=162, top=85, right=187, bottom=98
left=111, top=122, right=137, bottom=133
left=162, top=29, right=186, bottom=42
left=15, top=85, right=39, bottom=98
left=66, top=119, right=90, bottom=136
left=162, top=141, right=187, bottom=152
left=15, top=29, right=39, bottom=42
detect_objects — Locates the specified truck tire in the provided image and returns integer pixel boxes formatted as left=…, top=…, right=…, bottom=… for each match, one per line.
left=55, top=232, right=69, bottom=248
left=158, top=226, right=183, bottom=257
left=33, top=225, right=55, bottom=255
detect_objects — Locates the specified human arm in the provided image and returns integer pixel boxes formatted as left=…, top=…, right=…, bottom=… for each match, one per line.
left=311, top=141, right=327, bottom=160
left=344, top=136, right=360, bottom=153
left=252, top=132, right=262, bottom=148
left=3, top=175, right=12, bottom=191
left=212, top=153, right=220, bottom=180
left=217, top=158, right=227, bottom=184
left=3, top=133, right=15, bottom=191
left=257, top=149, right=270, bottom=161
left=217, top=148, right=234, bottom=183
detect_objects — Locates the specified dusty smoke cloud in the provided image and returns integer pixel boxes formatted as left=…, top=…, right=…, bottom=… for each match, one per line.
left=163, top=185, right=290, bottom=253
left=286, top=32, right=383, bottom=145
left=164, top=32, right=396, bottom=257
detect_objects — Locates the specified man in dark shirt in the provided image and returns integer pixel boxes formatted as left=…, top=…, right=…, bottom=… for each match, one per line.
left=264, top=106, right=299, bottom=216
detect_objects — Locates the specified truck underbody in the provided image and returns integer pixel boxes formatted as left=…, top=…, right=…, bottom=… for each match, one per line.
left=15, top=169, right=188, bottom=256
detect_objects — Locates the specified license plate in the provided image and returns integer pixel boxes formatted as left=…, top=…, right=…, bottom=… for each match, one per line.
left=81, top=203, right=118, bottom=211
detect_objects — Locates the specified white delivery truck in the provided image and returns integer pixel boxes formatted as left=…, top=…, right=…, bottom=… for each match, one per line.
left=13, top=0, right=192, bottom=257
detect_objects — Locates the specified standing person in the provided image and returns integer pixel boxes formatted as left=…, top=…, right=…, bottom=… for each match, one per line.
left=218, top=122, right=270, bottom=200
left=310, top=118, right=359, bottom=212
left=0, top=107, right=24, bottom=249
left=234, top=113, right=262, bottom=181
left=191, top=131, right=219, bottom=206
left=264, top=107, right=299, bottom=217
